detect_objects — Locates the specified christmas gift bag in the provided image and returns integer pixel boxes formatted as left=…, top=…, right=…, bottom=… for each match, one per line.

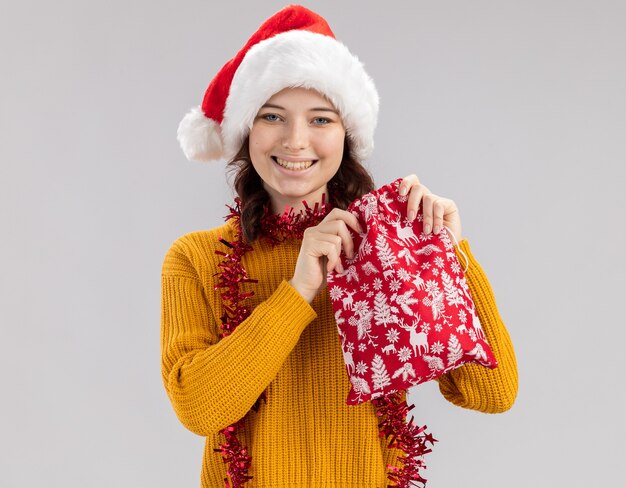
left=327, top=178, right=498, bottom=405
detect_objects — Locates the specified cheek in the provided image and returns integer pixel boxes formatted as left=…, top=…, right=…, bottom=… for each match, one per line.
left=248, top=134, right=267, bottom=163
left=249, top=126, right=266, bottom=150
left=314, top=130, right=345, bottom=155
left=323, top=132, right=346, bottom=158
left=249, top=130, right=277, bottom=162
left=248, top=133, right=259, bottom=150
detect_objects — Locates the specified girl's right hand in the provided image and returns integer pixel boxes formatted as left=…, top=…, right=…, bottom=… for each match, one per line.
left=289, top=208, right=363, bottom=303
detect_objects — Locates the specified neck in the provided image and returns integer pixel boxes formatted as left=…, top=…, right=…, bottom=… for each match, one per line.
left=266, top=183, right=331, bottom=215
left=270, top=193, right=329, bottom=216
left=227, top=194, right=332, bottom=245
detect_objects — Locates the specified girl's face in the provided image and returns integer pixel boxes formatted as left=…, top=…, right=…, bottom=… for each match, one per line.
left=249, top=87, right=346, bottom=213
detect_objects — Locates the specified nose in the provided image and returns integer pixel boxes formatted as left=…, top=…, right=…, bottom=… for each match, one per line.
left=281, top=119, right=309, bottom=151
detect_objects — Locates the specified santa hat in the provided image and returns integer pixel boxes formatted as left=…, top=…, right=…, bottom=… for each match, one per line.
left=177, top=4, right=379, bottom=163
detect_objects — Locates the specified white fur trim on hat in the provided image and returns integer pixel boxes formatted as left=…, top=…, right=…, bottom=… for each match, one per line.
left=177, top=106, right=224, bottom=162
left=221, top=30, right=379, bottom=162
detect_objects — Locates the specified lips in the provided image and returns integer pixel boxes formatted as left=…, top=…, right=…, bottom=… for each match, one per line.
left=272, top=156, right=318, bottom=171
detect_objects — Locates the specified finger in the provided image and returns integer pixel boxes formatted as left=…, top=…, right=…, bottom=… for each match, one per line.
left=319, top=242, right=341, bottom=273
left=304, top=238, right=342, bottom=274
left=316, top=234, right=352, bottom=273
left=407, top=185, right=429, bottom=221
left=316, top=218, right=357, bottom=259
left=432, top=199, right=446, bottom=234
left=322, top=250, right=343, bottom=275
left=398, top=174, right=420, bottom=197
left=314, top=232, right=343, bottom=261
left=324, top=208, right=363, bottom=234
left=421, top=193, right=435, bottom=234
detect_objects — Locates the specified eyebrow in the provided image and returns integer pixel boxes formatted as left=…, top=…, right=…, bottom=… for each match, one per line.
left=260, top=103, right=339, bottom=114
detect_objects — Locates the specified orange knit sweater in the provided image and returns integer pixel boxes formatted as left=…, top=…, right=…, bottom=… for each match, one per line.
left=160, top=218, right=518, bottom=487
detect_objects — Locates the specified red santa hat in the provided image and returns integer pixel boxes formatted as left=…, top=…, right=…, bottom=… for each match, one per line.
left=177, top=4, right=379, bottom=163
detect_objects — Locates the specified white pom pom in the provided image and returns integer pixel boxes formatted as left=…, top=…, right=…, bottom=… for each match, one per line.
left=177, top=106, right=224, bottom=162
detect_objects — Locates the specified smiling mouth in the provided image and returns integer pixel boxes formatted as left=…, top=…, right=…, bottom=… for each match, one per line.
left=272, top=156, right=317, bottom=171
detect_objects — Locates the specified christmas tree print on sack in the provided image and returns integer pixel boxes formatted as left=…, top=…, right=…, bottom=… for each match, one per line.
left=327, top=178, right=498, bottom=405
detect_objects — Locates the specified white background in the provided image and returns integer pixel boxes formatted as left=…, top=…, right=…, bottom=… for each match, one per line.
left=1, top=0, right=624, bottom=486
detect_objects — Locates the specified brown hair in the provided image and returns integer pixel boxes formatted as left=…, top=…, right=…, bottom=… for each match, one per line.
left=226, top=136, right=375, bottom=242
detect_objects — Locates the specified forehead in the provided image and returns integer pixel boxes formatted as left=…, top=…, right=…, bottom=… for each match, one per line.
left=264, top=86, right=337, bottom=110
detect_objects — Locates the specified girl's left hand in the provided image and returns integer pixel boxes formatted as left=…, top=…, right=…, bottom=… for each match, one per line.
left=398, top=174, right=464, bottom=243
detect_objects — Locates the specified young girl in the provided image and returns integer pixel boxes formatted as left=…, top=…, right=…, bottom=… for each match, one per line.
left=161, top=5, right=518, bottom=487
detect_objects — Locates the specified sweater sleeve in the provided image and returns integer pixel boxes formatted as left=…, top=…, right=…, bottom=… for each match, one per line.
left=160, top=240, right=317, bottom=436
left=435, top=239, right=518, bottom=413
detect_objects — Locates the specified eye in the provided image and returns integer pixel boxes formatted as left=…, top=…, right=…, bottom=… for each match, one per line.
left=312, top=117, right=331, bottom=125
left=260, top=113, right=281, bottom=122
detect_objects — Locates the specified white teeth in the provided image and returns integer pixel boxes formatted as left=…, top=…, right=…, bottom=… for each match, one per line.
left=274, top=157, right=314, bottom=170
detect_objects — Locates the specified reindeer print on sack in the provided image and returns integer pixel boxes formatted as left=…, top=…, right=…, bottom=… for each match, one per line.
left=399, top=317, right=429, bottom=355
left=327, top=178, right=498, bottom=405
left=390, top=217, right=420, bottom=246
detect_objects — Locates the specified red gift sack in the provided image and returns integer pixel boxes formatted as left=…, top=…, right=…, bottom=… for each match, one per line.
left=328, top=178, right=498, bottom=405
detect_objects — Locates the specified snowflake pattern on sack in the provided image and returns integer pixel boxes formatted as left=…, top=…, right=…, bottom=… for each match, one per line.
left=328, top=178, right=498, bottom=405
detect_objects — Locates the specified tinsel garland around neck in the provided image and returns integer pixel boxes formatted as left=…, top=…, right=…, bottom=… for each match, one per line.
left=212, top=195, right=436, bottom=487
